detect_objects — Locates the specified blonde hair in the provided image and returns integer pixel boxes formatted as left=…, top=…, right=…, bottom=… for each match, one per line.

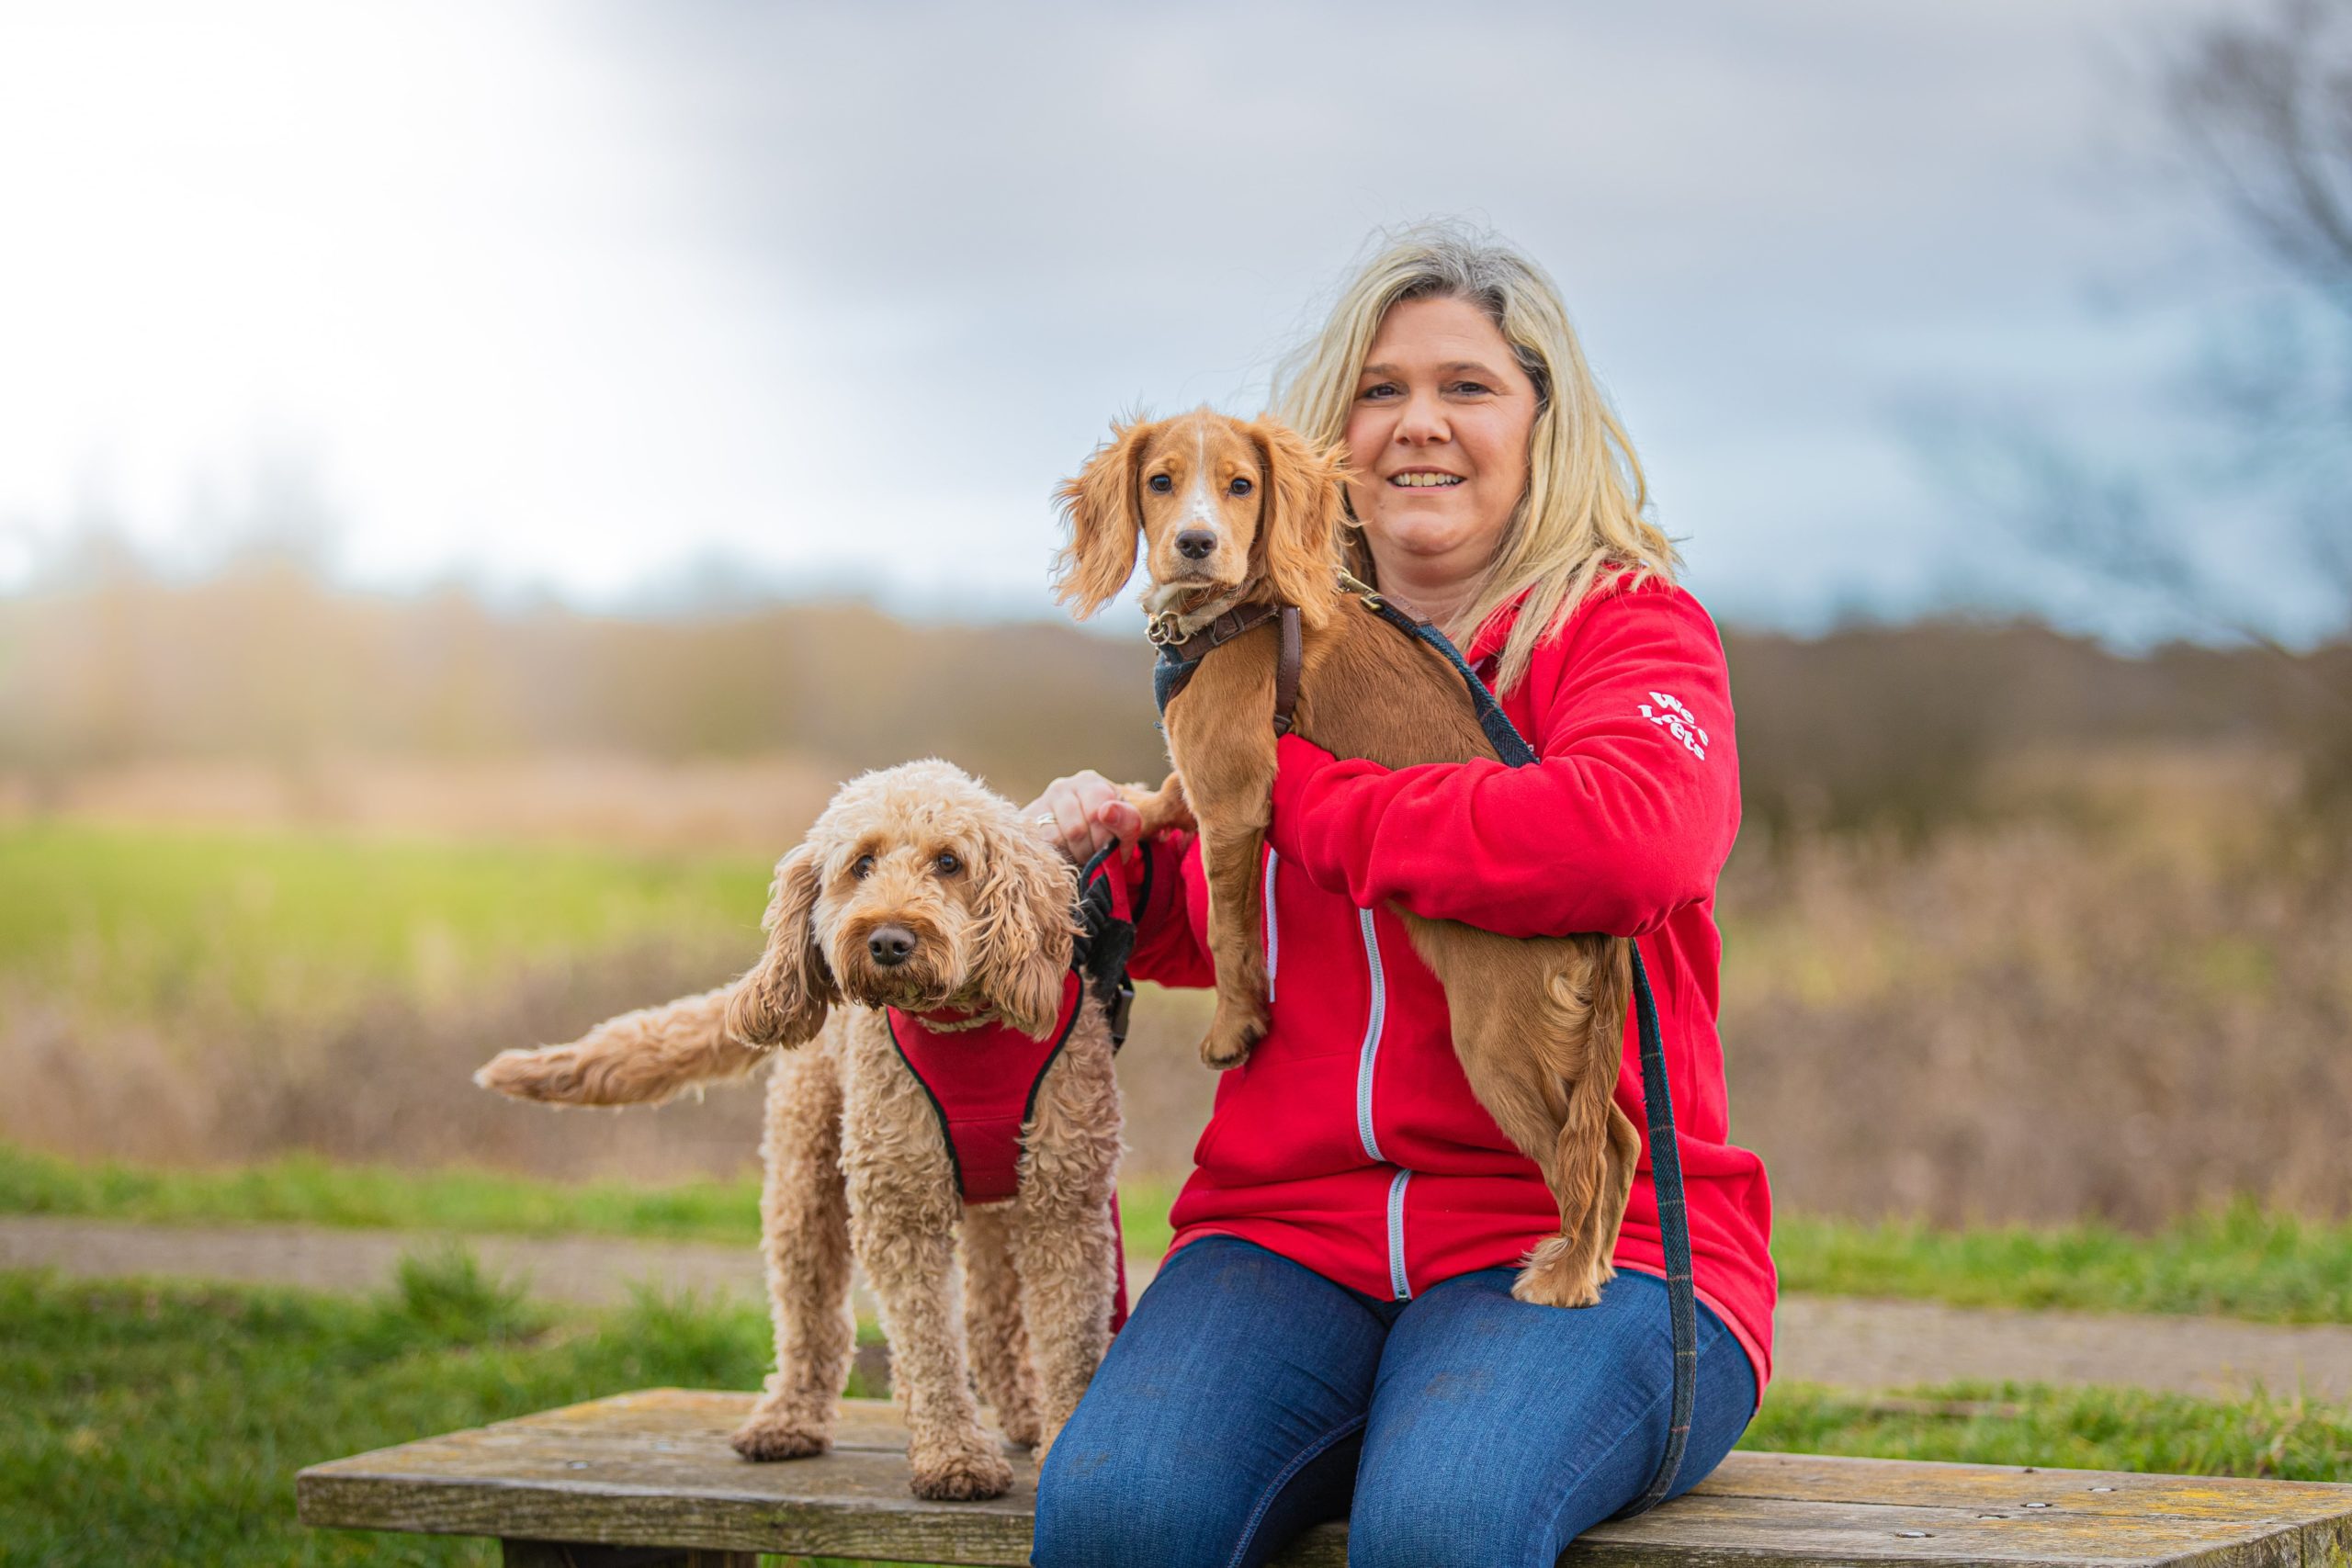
left=1273, top=221, right=1679, bottom=694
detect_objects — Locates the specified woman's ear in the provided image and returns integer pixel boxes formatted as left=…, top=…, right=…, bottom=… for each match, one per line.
left=972, top=824, right=1081, bottom=1038
left=1054, top=420, right=1154, bottom=617
left=1249, top=417, right=1349, bottom=627
left=725, top=842, right=837, bottom=1047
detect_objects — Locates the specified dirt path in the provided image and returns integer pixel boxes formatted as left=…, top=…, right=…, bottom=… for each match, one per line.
left=6, top=1215, right=2348, bottom=1404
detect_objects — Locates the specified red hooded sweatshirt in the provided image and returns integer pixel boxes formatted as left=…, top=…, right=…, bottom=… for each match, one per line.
left=1122, top=575, right=1775, bottom=1392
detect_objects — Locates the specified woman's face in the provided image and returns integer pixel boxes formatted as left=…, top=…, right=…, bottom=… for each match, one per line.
left=1343, top=294, right=1540, bottom=580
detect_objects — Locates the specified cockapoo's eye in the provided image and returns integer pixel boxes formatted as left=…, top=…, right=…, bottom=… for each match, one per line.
left=1228, top=477, right=1253, bottom=496
left=933, top=852, right=961, bottom=875
left=1148, top=474, right=1173, bottom=493
left=851, top=854, right=875, bottom=880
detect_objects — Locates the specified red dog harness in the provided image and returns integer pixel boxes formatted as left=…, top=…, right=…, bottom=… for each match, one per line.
left=883, top=852, right=1137, bottom=1331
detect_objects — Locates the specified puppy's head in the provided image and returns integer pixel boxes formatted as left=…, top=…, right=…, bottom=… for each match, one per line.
left=1054, top=409, right=1348, bottom=631
left=726, top=759, right=1080, bottom=1046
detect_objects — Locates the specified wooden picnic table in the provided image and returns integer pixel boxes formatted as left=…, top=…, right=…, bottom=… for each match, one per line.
left=297, top=1388, right=2352, bottom=1566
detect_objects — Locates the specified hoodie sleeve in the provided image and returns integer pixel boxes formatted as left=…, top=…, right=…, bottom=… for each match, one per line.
left=1122, top=829, right=1217, bottom=987
left=1265, top=583, right=1739, bottom=940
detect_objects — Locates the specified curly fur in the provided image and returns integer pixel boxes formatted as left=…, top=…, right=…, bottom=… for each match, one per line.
left=476, top=759, right=1122, bottom=1499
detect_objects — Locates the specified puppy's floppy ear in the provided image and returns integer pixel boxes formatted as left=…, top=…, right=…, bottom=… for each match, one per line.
left=972, top=821, right=1081, bottom=1039
left=1249, top=417, right=1349, bottom=628
left=726, top=842, right=836, bottom=1047
left=1054, top=419, right=1153, bottom=617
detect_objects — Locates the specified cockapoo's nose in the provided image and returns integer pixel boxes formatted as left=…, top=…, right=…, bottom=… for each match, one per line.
left=1175, top=529, right=1216, bottom=560
left=868, top=925, right=916, bottom=967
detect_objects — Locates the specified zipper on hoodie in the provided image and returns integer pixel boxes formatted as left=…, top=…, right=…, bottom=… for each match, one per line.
left=1262, top=850, right=1279, bottom=1005
left=1352, top=907, right=1413, bottom=1300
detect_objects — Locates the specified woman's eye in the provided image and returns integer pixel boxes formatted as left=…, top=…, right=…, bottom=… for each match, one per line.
left=1359, top=382, right=1397, bottom=400
left=851, top=855, right=874, bottom=880
left=1227, top=477, right=1252, bottom=497
left=1148, top=474, right=1173, bottom=493
left=933, top=852, right=961, bottom=875
left=1453, top=380, right=1493, bottom=396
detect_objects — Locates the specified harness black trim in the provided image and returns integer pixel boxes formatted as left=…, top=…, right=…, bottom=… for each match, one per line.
left=1362, top=604, right=1700, bottom=1520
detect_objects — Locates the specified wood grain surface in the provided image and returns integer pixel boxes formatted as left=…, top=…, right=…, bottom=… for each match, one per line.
left=297, top=1389, right=2352, bottom=1567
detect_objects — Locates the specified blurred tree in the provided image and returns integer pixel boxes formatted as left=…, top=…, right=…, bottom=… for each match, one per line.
left=1925, top=0, right=2352, bottom=811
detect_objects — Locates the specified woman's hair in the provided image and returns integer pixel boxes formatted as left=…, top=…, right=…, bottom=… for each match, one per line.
left=1272, top=220, right=1679, bottom=694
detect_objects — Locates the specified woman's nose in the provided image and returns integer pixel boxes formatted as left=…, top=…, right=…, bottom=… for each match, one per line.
left=1395, top=390, right=1449, bottom=443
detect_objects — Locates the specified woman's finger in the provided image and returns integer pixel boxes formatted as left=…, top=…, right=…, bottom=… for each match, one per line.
left=1093, top=798, right=1143, bottom=846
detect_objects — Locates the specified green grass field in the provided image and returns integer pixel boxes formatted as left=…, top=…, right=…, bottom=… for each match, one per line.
left=7, top=1143, right=2347, bottom=1325
left=5, top=1258, right=2345, bottom=1568
left=0, top=820, right=767, bottom=1015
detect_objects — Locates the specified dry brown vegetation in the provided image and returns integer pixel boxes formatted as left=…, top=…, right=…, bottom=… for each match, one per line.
left=1, top=564, right=2346, bottom=1224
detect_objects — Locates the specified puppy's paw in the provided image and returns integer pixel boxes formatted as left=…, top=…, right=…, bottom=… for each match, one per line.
left=1510, top=1235, right=1610, bottom=1309
left=907, top=1433, right=1015, bottom=1501
left=730, top=1399, right=832, bottom=1461
left=1199, top=998, right=1266, bottom=1069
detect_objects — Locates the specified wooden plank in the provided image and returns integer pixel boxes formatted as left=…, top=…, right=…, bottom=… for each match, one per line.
left=501, top=1542, right=755, bottom=1567
left=296, top=1390, right=2352, bottom=1568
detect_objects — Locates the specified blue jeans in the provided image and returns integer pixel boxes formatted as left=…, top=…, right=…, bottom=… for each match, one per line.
left=1034, top=1235, right=1756, bottom=1568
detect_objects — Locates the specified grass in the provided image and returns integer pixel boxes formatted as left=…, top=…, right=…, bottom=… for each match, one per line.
left=0, top=820, right=767, bottom=1016
left=3, top=1261, right=2344, bottom=1568
left=0, top=1144, right=1184, bottom=1264
left=1773, top=1205, right=2352, bottom=1325
left=0, top=1254, right=893, bottom=1567
left=1747, top=1381, right=2352, bottom=1481
left=8, top=1142, right=2347, bottom=1325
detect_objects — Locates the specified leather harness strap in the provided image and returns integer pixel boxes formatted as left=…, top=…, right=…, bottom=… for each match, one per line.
left=1151, top=602, right=1302, bottom=735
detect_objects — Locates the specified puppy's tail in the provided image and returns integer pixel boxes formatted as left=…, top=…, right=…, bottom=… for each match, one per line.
left=475, top=986, right=771, bottom=1107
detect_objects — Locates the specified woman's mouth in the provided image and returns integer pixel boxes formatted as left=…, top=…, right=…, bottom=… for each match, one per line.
left=1389, top=472, right=1464, bottom=488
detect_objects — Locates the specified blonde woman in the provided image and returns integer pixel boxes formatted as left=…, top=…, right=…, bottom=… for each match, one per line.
left=1028, top=224, right=1773, bottom=1567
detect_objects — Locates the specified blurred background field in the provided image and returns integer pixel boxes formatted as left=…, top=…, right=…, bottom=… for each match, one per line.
left=3, top=558, right=2345, bottom=1222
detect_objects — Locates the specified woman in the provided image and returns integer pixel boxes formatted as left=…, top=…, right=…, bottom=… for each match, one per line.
left=1026, top=224, right=1774, bottom=1568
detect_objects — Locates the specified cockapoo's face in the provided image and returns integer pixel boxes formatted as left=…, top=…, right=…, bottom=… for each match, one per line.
left=725, top=760, right=1079, bottom=1046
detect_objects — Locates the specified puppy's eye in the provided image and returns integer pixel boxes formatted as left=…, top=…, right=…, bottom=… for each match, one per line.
left=1227, top=477, right=1253, bottom=497
left=933, top=852, right=961, bottom=876
left=1148, top=474, right=1173, bottom=493
left=851, top=854, right=875, bottom=880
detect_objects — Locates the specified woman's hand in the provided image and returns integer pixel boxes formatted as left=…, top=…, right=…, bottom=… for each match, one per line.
left=1023, top=770, right=1145, bottom=863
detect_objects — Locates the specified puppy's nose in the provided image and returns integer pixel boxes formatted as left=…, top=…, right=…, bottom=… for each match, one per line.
left=1175, top=528, right=1216, bottom=561
left=867, top=925, right=916, bottom=967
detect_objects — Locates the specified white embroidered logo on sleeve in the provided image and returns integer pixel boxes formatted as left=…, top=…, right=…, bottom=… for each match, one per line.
left=1637, top=692, right=1710, bottom=761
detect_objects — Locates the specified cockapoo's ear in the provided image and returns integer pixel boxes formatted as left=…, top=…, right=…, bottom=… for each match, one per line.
left=1053, top=419, right=1154, bottom=618
left=1249, top=416, right=1348, bottom=631
left=726, top=842, right=836, bottom=1047
left=972, top=823, right=1081, bottom=1038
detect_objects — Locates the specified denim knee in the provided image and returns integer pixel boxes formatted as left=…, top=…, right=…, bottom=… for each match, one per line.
left=1347, top=1477, right=1549, bottom=1568
left=1035, top=1422, right=1245, bottom=1568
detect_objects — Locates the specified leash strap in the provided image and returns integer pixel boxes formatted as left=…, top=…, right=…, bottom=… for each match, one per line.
left=1364, top=604, right=1698, bottom=1517
left=1075, top=838, right=1137, bottom=1049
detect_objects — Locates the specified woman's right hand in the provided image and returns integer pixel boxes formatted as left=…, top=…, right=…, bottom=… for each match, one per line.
left=1023, top=770, right=1145, bottom=864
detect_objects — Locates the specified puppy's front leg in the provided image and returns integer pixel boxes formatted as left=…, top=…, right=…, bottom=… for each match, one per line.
left=1165, top=654, right=1282, bottom=1069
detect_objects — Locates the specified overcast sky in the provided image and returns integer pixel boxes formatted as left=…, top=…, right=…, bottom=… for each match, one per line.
left=0, top=0, right=2311, bottom=642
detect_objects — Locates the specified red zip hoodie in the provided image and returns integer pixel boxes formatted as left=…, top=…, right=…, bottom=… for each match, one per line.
left=1123, top=575, right=1775, bottom=1391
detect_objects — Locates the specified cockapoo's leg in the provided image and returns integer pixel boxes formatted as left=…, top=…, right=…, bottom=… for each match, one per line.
left=731, top=1040, right=857, bottom=1461
left=854, top=1200, right=1014, bottom=1500
left=961, top=1204, right=1042, bottom=1449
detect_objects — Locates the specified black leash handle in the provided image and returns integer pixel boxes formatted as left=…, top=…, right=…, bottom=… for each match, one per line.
left=1371, top=602, right=1698, bottom=1517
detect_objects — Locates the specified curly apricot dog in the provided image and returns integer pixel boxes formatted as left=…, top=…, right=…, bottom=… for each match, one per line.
left=476, top=760, right=1125, bottom=1500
